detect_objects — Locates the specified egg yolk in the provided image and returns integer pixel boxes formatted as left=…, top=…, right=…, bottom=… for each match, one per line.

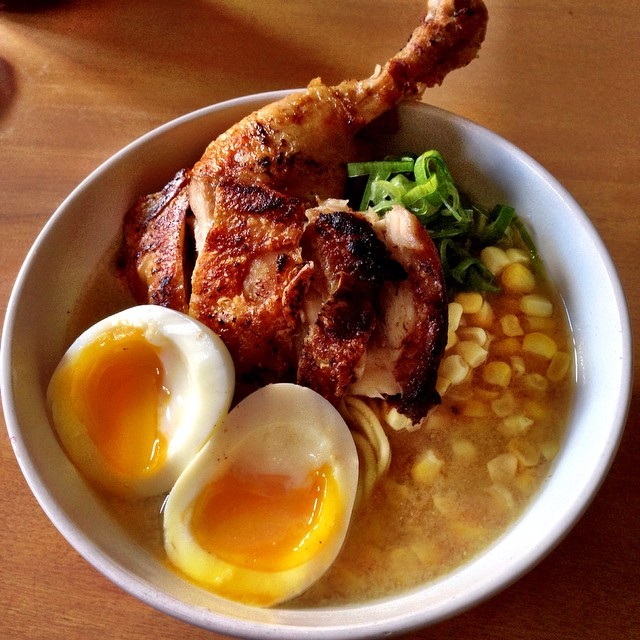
left=67, top=325, right=169, bottom=478
left=190, top=464, right=341, bottom=572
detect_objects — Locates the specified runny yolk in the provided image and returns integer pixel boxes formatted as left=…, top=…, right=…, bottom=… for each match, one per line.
left=190, top=464, right=340, bottom=572
left=70, top=326, right=169, bottom=478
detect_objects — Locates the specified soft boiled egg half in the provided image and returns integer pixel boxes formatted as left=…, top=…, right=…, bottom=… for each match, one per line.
left=47, top=305, right=235, bottom=498
left=163, top=383, right=360, bottom=607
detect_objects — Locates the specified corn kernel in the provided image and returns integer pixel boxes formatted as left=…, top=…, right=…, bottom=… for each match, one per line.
left=547, top=351, right=572, bottom=382
left=446, top=328, right=458, bottom=350
left=523, top=316, right=556, bottom=332
left=474, top=387, right=500, bottom=401
left=461, top=398, right=490, bottom=418
left=436, top=376, right=452, bottom=397
left=455, top=340, right=489, bottom=368
left=510, top=355, right=526, bottom=376
left=385, top=406, right=416, bottom=432
left=492, top=337, right=521, bottom=358
left=455, top=291, right=484, bottom=314
left=520, top=294, right=553, bottom=318
left=452, top=438, right=477, bottom=462
left=480, top=246, right=510, bottom=275
left=469, top=300, right=494, bottom=328
left=410, top=540, right=442, bottom=565
left=540, top=439, right=560, bottom=461
left=507, top=438, right=540, bottom=467
left=523, top=399, right=548, bottom=420
left=491, top=390, right=516, bottom=417
left=523, top=372, right=549, bottom=394
left=448, top=302, right=464, bottom=332
left=482, top=360, right=512, bottom=387
left=500, top=313, right=524, bottom=337
left=505, top=247, right=531, bottom=265
left=488, top=484, right=516, bottom=511
left=432, top=491, right=459, bottom=517
left=449, top=520, right=488, bottom=543
left=500, top=414, right=534, bottom=437
left=439, top=354, right=470, bottom=385
left=501, top=262, right=536, bottom=294
left=487, top=453, right=518, bottom=484
left=457, top=326, right=488, bottom=346
left=412, top=450, right=444, bottom=485
left=523, top=332, right=558, bottom=359
left=513, top=468, right=537, bottom=493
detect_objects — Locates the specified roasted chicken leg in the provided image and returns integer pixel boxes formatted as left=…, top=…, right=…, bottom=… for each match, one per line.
left=122, top=0, right=487, bottom=419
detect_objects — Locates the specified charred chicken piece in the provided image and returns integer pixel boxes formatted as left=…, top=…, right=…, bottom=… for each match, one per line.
left=297, top=206, right=401, bottom=405
left=189, top=180, right=313, bottom=390
left=119, top=169, right=193, bottom=312
left=350, top=206, right=448, bottom=422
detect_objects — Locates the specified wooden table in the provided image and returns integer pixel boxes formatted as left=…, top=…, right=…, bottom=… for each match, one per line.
left=1, top=1, right=638, bottom=638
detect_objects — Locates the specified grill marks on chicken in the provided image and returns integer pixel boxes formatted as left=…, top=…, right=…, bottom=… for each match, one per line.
left=298, top=208, right=400, bottom=405
left=120, top=169, right=193, bottom=313
left=119, top=0, right=488, bottom=422
left=189, top=181, right=312, bottom=387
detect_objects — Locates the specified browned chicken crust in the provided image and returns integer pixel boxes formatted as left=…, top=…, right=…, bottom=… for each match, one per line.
left=119, top=169, right=192, bottom=312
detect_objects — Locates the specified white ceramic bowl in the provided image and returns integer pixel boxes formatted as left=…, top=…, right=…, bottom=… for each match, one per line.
left=1, top=91, right=632, bottom=638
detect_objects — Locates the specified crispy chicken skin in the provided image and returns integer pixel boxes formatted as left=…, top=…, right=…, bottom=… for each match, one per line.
left=189, top=180, right=313, bottom=388
left=119, top=169, right=192, bottom=312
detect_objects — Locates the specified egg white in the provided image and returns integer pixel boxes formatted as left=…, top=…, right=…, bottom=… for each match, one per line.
left=47, top=305, right=235, bottom=497
left=163, top=383, right=359, bottom=607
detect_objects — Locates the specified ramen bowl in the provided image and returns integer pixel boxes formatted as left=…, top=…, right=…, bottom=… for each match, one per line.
left=1, top=91, right=632, bottom=638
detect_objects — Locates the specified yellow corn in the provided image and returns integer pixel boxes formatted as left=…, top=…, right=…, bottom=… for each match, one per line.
left=510, top=355, right=526, bottom=376
left=523, top=372, right=549, bottom=394
left=492, top=337, right=521, bottom=358
left=487, top=453, right=518, bottom=484
left=491, top=390, right=516, bottom=417
left=500, top=313, right=524, bottom=337
left=448, top=302, right=464, bottom=332
left=451, top=438, right=477, bottom=462
left=523, top=399, right=548, bottom=420
left=482, top=360, right=512, bottom=387
left=500, top=414, right=534, bottom=437
left=411, top=449, right=444, bottom=485
left=505, top=247, right=531, bottom=265
left=501, top=262, right=536, bottom=294
left=457, top=326, right=488, bottom=346
left=455, top=291, right=484, bottom=314
left=480, top=246, right=510, bottom=275
left=523, top=332, right=558, bottom=359
left=523, top=316, right=556, bottom=332
left=507, top=438, right=540, bottom=468
left=461, top=398, right=490, bottom=418
left=469, top=300, right=495, bottom=328
left=455, top=340, right=489, bottom=368
left=439, top=354, right=470, bottom=385
left=520, top=294, right=553, bottom=318
left=547, top=351, right=573, bottom=382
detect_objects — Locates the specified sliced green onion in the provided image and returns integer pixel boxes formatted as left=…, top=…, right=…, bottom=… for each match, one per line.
left=346, top=151, right=539, bottom=296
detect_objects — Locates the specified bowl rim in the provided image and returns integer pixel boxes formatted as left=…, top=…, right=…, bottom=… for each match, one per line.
left=1, top=90, right=633, bottom=639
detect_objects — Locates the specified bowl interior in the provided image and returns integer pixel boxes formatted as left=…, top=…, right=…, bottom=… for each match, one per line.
left=1, top=91, right=632, bottom=639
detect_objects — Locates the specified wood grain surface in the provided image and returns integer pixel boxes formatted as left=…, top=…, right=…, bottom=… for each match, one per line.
left=1, top=1, right=638, bottom=638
